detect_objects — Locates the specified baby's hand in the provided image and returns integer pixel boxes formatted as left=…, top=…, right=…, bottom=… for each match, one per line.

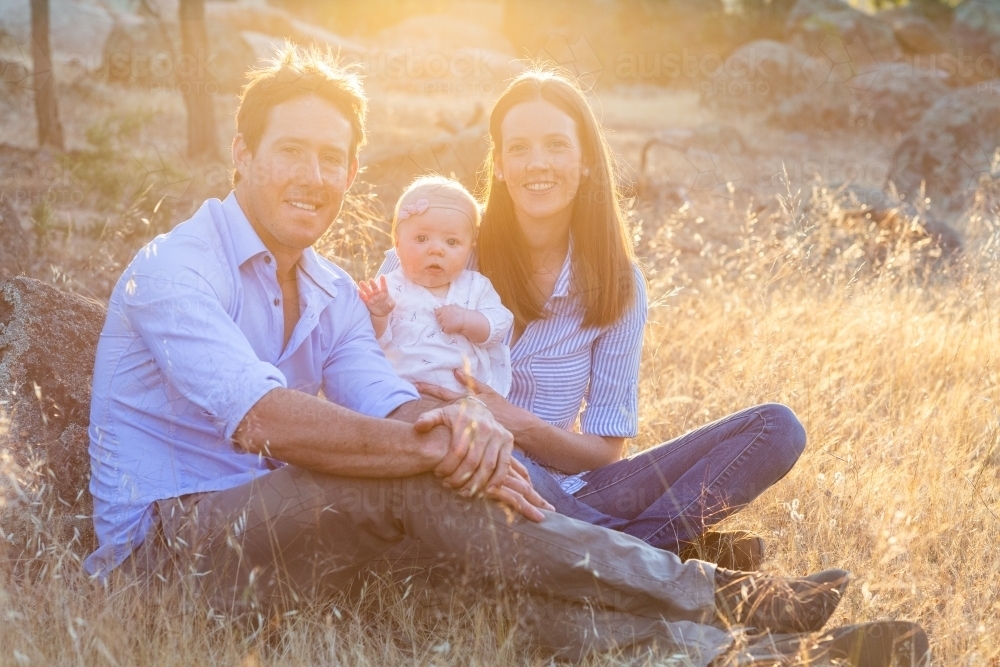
left=435, top=304, right=469, bottom=334
left=358, top=276, right=396, bottom=317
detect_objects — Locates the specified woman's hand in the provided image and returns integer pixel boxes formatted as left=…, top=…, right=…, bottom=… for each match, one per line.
left=416, top=370, right=529, bottom=433
left=487, top=457, right=553, bottom=522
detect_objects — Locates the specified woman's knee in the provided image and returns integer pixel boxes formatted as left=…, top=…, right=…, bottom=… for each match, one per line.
left=758, top=403, right=807, bottom=462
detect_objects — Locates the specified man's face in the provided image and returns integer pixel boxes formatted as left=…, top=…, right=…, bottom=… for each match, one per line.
left=232, top=95, right=358, bottom=257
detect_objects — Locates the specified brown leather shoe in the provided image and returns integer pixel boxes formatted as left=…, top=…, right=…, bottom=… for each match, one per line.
left=679, top=530, right=766, bottom=571
left=714, top=567, right=851, bottom=634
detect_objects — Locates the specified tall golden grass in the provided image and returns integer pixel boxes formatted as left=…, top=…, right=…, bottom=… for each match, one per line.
left=2, top=179, right=998, bottom=665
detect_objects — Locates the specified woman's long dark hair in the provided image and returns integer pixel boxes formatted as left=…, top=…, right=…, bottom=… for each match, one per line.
left=477, top=68, right=637, bottom=330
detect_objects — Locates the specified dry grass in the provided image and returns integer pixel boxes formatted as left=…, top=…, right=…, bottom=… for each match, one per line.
left=3, top=178, right=999, bottom=665
left=3, top=65, right=1000, bottom=663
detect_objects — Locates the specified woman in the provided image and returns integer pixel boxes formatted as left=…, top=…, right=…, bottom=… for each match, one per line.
left=382, top=68, right=805, bottom=570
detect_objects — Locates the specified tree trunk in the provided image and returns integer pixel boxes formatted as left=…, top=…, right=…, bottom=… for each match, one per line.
left=179, top=0, right=219, bottom=159
left=30, top=0, right=65, bottom=150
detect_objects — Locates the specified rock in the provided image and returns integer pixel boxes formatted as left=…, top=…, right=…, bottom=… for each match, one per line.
left=102, top=13, right=256, bottom=92
left=0, top=277, right=105, bottom=509
left=887, top=84, right=1000, bottom=212
left=0, top=0, right=115, bottom=67
left=849, top=63, right=949, bottom=132
left=205, top=2, right=367, bottom=56
left=889, top=14, right=949, bottom=55
left=831, top=184, right=962, bottom=256
left=0, top=199, right=34, bottom=280
left=361, top=124, right=489, bottom=203
left=954, top=0, right=1000, bottom=59
left=786, top=0, right=902, bottom=63
left=102, top=15, right=176, bottom=88
left=707, top=39, right=947, bottom=132
left=702, top=39, right=824, bottom=114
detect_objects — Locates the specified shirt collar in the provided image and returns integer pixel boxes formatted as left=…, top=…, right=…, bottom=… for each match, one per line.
left=222, top=191, right=269, bottom=266
left=222, top=191, right=338, bottom=299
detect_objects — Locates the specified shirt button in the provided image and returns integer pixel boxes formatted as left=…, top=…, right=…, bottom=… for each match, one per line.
left=273, top=297, right=280, bottom=306
left=264, top=255, right=272, bottom=264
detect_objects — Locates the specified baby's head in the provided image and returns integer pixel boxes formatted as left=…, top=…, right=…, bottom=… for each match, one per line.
left=392, top=176, right=480, bottom=289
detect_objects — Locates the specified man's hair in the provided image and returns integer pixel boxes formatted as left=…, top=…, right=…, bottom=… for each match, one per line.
left=233, top=43, right=367, bottom=185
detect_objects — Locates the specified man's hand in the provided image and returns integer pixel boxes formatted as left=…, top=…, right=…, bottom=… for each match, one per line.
left=358, top=276, right=396, bottom=317
left=414, top=397, right=513, bottom=499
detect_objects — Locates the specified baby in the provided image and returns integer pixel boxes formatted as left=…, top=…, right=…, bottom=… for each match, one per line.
left=358, top=176, right=514, bottom=396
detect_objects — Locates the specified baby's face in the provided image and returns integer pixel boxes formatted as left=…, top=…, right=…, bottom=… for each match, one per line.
left=395, top=207, right=474, bottom=289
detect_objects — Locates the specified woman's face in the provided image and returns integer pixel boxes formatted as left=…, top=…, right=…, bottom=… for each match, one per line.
left=497, top=99, right=584, bottom=230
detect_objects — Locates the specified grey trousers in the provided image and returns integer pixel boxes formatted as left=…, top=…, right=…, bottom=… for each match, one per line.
left=129, top=465, right=733, bottom=665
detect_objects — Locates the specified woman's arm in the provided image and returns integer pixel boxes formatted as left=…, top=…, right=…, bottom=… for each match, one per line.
left=426, top=266, right=648, bottom=473
left=417, top=372, right=624, bottom=472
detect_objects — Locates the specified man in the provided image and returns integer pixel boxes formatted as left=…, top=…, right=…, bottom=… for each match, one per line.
left=86, top=45, right=922, bottom=665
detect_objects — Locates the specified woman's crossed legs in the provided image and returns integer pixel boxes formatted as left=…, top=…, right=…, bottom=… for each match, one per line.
left=517, top=403, right=806, bottom=554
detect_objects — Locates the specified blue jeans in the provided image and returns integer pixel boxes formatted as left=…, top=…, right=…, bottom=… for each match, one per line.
left=515, top=403, right=806, bottom=553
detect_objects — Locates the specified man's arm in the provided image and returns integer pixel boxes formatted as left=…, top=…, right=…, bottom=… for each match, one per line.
left=231, top=389, right=448, bottom=477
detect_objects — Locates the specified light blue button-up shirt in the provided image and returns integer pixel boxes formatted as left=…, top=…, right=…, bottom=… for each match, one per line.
left=86, top=192, right=419, bottom=578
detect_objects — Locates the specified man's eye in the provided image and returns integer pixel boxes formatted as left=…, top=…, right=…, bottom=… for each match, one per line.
left=322, top=154, right=343, bottom=164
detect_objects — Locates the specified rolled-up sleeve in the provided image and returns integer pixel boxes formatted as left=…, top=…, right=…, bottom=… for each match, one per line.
left=322, top=289, right=419, bottom=417
left=120, top=242, right=287, bottom=440
left=580, top=266, right=648, bottom=438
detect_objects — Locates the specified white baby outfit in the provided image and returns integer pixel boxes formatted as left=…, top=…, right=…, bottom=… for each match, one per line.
left=378, top=267, right=514, bottom=396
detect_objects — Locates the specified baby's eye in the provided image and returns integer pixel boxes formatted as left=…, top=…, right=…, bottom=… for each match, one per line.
left=415, top=234, right=427, bottom=243
left=446, top=238, right=459, bottom=246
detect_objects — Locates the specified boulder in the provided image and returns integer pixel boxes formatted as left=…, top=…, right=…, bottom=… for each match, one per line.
left=830, top=184, right=961, bottom=256
left=0, top=199, right=34, bottom=280
left=849, top=63, right=949, bottom=132
left=889, top=14, right=949, bottom=55
left=102, top=13, right=257, bottom=92
left=707, top=39, right=947, bottom=133
left=887, top=84, right=1000, bottom=211
left=786, top=0, right=902, bottom=63
left=0, top=0, right=115, bottom=67
left=361, top=123, right=489, bottom=203
left=954, top=0, right=1000, bottom=59
left=702, top=40, right=823, bottom=114
left=0, top=277, right=105, bottom=509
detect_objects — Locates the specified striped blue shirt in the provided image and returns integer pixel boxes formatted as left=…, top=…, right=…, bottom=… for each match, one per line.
left=378, top=246, right=647, bottom=493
